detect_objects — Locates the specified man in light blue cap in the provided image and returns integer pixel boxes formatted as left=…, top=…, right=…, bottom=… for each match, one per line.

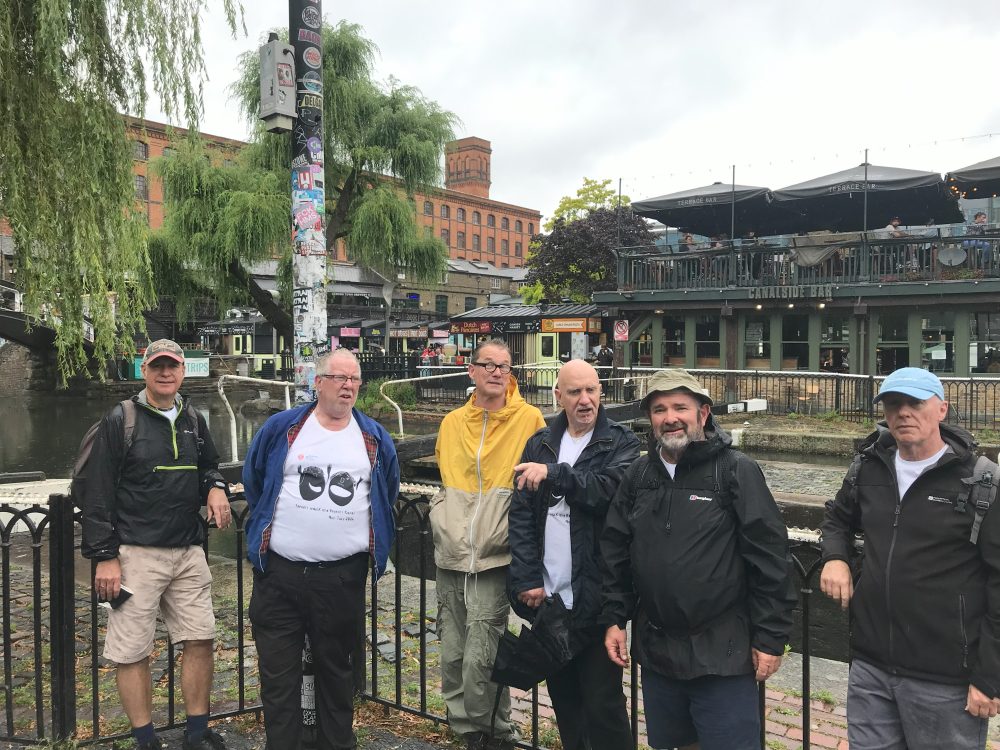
left=819, top=367, right=1000, bottom=750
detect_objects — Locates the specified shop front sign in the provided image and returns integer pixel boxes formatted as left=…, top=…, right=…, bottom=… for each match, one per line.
left=748, top=284, right=833, bottom=300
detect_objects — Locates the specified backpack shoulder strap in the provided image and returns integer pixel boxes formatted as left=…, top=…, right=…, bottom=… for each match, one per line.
left=963, top=455, right=999, bottom=544
left=713, top=448, right=740, bottom=512
left=120, top=399, right=137, bottom=452
left=845, top=452, right=865, bottom=505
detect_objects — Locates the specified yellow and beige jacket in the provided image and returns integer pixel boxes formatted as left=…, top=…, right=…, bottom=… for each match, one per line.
left=432, top=379, right=545, bottom=573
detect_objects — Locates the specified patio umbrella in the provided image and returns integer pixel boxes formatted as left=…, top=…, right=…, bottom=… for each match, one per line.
left=632, top=182, right=788, bottom=238
left=946, top=155, right=1000, bottom=199
left=772, top=163, right=961, bottom=233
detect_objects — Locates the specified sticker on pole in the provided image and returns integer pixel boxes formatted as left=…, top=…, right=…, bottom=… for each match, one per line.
left=614, top=320, right=629, bottom=341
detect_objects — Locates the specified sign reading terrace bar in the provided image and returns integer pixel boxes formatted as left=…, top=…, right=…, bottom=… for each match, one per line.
left=748, top=284, right=834, bottom=300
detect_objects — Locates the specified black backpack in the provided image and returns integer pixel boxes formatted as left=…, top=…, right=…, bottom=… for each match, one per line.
left=71, top=400, right=138, bottom=502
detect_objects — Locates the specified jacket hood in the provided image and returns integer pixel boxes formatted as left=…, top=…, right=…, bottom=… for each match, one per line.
left=860, top=420, right=977, bottom=460
left=463, top=376, right=532, bottom=423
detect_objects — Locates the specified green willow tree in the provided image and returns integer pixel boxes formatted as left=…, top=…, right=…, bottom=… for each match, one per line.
left=153, top=21, right=458, bottom=343
left=0, top=0, right=241, bottom=378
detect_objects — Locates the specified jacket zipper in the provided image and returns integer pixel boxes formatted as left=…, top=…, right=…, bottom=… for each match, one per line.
left=959, top=594, right=969, bottom=669
left=468, top=410, right=489, bottom=573
left=884, top=467, right=903, bottom=666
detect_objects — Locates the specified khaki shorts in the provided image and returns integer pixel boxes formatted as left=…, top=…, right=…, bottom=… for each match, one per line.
left=103, top=545, right=216, bottom=664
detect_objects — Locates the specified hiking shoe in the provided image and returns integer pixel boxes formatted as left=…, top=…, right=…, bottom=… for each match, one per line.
left=463, top=732, right=488, bottom=750
left=182, top=728, right=227, bottom=750
left=137, top=739, right=163, bottom=750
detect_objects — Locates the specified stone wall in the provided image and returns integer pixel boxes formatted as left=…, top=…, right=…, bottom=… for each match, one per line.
left=0, top=341, right=55, bottom=393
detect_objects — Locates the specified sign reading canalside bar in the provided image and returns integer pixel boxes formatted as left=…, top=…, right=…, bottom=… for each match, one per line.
left=748, top=284, right=833, bottom=300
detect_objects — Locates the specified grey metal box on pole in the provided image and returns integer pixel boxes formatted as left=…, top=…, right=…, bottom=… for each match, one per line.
left=259, top=37, right=296, bottom=133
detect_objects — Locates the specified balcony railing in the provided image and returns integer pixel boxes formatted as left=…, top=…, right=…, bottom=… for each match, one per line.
left=617, top=231, right=1000, bottom=292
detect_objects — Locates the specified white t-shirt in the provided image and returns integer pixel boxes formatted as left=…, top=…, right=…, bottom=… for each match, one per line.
left=659, top=453, right=678, bottom=479
left=542, top=429, right=594, bottom=609
left=268, top=413, right=372, bottom=562
left=894, top=445, right=949, bottom=500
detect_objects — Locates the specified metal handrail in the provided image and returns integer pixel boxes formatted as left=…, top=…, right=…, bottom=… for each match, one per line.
left=379, top=361, right=563, bottom=437
left=217, top=374, right=294, bottom=462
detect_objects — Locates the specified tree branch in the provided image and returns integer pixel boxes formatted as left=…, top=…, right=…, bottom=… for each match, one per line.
left=326, top=167, right=359, bottom=252
left=226, top=259, right=294, bottom=343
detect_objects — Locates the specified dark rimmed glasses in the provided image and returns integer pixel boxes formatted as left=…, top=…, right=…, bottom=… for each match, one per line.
left=472, top=362, right=512, bottom=374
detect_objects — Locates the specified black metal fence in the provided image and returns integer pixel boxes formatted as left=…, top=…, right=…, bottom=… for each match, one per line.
left=1, top=492, right=839, bottom=749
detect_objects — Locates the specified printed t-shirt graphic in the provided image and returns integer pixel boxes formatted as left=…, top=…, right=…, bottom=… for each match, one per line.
left=269, top=413, right=372, bottom=562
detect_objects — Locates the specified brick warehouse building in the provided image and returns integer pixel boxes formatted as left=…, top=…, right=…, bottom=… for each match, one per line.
left=327, top=136, right=541, bottom=269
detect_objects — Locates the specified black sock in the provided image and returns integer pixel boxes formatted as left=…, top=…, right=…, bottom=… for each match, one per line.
left=185, top=713, right=208, bottom=742
left=133, top=722, right=157, bottom=745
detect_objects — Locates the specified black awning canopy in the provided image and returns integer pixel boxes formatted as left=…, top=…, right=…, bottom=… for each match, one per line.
left=771, top=163, right=961, bottom=232
left=632, top=182, right=790, bottom=237
left=947, top=155, right=1000, bottom=198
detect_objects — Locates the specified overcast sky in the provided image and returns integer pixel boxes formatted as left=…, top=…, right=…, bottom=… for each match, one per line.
left=154, top=0, right=1000, bottom=221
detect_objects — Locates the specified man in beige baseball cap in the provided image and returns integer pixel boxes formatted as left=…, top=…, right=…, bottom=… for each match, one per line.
left=602, top=368, right=794, bottom=750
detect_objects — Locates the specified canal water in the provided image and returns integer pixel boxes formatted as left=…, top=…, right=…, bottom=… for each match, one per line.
left=0, top=392, right=438, bottom=477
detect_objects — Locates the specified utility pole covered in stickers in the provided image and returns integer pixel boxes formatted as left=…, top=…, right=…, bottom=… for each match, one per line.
left=290, top=0, right=327, bottom=401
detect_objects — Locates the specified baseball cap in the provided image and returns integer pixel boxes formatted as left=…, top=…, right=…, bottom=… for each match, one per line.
left=639, top=368, right=713, bottom=409
left=873, top=367, right=944, bottom=404
left=142, top=339, right=185, bottom=365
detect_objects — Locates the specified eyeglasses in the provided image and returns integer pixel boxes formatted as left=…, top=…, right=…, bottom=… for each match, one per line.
left=472, top=362, right=512, bottom=374
left=318, top=374, right=363, bottom=384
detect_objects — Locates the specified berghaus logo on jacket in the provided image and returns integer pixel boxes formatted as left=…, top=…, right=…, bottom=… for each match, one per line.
left=689, top=494, right=713, bottom=502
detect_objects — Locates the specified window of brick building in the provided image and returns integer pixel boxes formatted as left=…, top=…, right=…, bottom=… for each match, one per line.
left=465, top=297, right=477, bottom=311
left=424, top=226, right=432, bottom=238
left=487, top=237, right=495, bottom=253
left=423, top=200, right=433, bottom=215
left=515, top=242, right=522, bottom=257
left=487, top=214, right=496, bottom=227
left=441, top=228, right=450, bottom=245
left=490, top=277, right=502, bottom=290
left=133, top=141, right=148, bottom=161
left=501, top=217, right=509, bottom=230
left=501, top=239, right=509, bottom=255
left=473, top=234, right=480, bottom=251
left=457, top=231, right=466, bottom=249
left=515, top=220, right=523, bottom=232
left=134, top=175, right=148, bottom=200
left=472, top=211, right=481, bottom=225
left=436, top=295, right=449, bottom=316
left=529, top=223, right=534, bottom=235
left=162, top=147, right=176, bottom=158
left=457, top=207, right=466, bottom=222
left=440, top=204, right=450, bottom=219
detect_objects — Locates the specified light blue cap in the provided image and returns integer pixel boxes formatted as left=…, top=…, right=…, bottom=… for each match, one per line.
left=873, top=367, right=944, bottom=404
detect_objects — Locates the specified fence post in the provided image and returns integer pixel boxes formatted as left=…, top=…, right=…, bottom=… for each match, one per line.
left=48, top=493, right=77, bottom=740
left=834, top=374, right=842, bottom=414
left=867, top=375, right=875, bottom=421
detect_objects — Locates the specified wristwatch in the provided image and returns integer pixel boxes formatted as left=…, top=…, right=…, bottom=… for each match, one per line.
left=212, top=480, right=229, bottom=495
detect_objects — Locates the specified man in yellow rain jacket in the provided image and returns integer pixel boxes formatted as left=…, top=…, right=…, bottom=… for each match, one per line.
left=433, top=339, right=546, bottom=750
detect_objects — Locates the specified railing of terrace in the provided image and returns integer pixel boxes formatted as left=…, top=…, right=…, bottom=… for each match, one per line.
left=2, top=492, right=841, bottom=750
left=617, top=233, right=1000, bottom=291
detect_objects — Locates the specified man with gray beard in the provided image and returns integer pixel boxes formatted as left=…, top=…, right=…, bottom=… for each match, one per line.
left=601, top=369, right=795, bottom=750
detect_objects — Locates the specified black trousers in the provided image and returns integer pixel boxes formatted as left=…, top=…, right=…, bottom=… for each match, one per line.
left=249, top=552, right=368, bottom=750
left=546, top=636, right=634, bottom=750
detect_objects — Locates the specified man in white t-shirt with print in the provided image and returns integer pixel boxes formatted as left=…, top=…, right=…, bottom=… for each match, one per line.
left=508, top=360, right=640, bottom=750
left=243, top=349, right=399, bottom=750
left=821, top=367, right=1000, bottom=750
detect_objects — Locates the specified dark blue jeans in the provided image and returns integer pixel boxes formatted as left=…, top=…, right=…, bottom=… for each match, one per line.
left=641, top=667, right=760, bottom=750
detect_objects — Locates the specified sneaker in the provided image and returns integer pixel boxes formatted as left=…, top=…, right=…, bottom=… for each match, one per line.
left=182, top=727, right=227, bottom=750
left=462, top=732, right=488, bottom=750
left=137, top=739, right=163, bottom=750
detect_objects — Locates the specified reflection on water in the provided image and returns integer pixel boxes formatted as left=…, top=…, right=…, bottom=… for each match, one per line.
left=0, top=392, right=270, bottom=476
left=0, top=393, right=441, bottom=477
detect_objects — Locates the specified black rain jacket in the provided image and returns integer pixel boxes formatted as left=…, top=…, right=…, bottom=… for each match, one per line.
left=508, top=407, right=641, bottom=631
left=600, top=418, right=796, bottom=679
left=820, top=423, right=1000, bottom=697
left=80, top=394, right=224, bottom=560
